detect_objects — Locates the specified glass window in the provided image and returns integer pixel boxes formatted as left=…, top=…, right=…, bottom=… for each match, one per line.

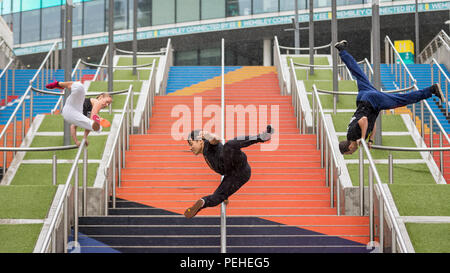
left=280, top=0, right=307, bottom=11
left=12, top=0, right=21, bottom=13
left=42, top=0, right=62, bottom=9
left=12, top=13, right=20, bottom=44
left=253, top=0, right=278, bottom=14
left=84, top=0, right=104, bottom=34
left=21, top=0, right=41, bottom=12
left=114, top=0, right=128, bottom=30
left=42, top=6, right=61, bottom=40
left=21, top=9, right=40, bottom=43
left=73, top=2, right=83, bottom=36
left=201, top=0, right=225, bottom=20
left=1, top=0, right=13, bottom=15
left=199, top=48, right=220, bottom=65
left=175, top=50, right=198, bottom=65
left=226, top=0, right=251, bottom=17
left=152, top=0, right=175, bottom=26
left=176, top=0, right=199, bottom=23
left=315, top=0, right=330, bottom=8
left=129, top=0, right=151, bottom=28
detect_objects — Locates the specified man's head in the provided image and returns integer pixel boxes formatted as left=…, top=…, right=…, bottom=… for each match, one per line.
left=187, top=130, right=204, bottom=155
left=339, top=140, right=358, bottom=155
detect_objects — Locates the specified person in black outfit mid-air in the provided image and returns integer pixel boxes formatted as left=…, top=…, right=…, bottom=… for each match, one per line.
left=335, top=40, right=445, bottom=155
left=184, top=125, right=274, bottom=218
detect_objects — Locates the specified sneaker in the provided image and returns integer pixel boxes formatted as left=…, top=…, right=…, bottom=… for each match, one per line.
left=334, top=40, right=348, bottom=52
left=259, top=125, right=274, bottom=142
left=46, top=81, right=61, bottom=89
left=184, top=199, right=205, bottom=219
left=431, top=83, right=445, bottom=103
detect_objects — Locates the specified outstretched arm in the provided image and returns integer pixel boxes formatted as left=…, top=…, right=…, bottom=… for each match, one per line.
left=57, top=81, right=74, bottom=89
left=357, top=116, right=368, bottom=143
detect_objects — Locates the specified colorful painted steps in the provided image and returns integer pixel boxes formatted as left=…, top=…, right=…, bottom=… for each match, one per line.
left=78, top=66, right=370, bottom=253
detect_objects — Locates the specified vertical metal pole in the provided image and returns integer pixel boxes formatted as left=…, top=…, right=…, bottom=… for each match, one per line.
left=83, top=146, right=88, bottom=216
left=325, top=141, right=329, bottom=187
left=108, top=0, right=114, bottom=93
left=63, top=197, right=68, bottom=253
left=369, top=166, right=374, bottom=242
left=359, top=147, right=364, bottom=216
left=372, top=0, right=382, bottom=145
left=331, top=0, right=338, bottom=102
left=415, top=0, right=420, bottom=64
left=379, top=195, right=384, bottom=252
left=388, top=153, right=393, bottom=184
left=3, top=132, right=6, bottom=178
left=294, top=0, right=299, bottom=54
left=420, top=101, right=424, bottom=138
left=74, top=165, right=79, bottom=243
left=439, top=132, right=444, bottom=173
left=309, top=0, right=314, bottom=75
left=112, top=145, right=117, bottom=209
left=52, top=154, right=57, bottom=186
left=132, top=0, right=138, bottom=75
left=392, top=230, right=397, bottom=253
left=63, top=1, right=73, bottom=146
left=220, top=38, right=227, bottom=254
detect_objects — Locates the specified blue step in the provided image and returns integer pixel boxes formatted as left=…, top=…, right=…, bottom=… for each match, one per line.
left=379, top=63, right=450, bottom=133
left=166, top=66, right=242, bottom=94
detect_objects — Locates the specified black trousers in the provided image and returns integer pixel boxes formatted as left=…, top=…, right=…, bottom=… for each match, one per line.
left=202, top=136, right=261, bottom=208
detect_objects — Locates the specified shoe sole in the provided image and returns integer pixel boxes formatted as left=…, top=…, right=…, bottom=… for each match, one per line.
left=184, top=199, right=204, bottom=218
left=334, top=40, right=348, bottom=50
left=435, top=84, right=445, bottom=103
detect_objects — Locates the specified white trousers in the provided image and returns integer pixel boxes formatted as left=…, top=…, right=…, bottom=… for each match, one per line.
left=61, top=82, right=95, bottom=131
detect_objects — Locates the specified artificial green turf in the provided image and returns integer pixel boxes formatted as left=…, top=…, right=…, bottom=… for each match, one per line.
left=110, top=94, right=140, bottom=110
left=347, top=164, right=436, bottom=186
left=302, top=80, right=357, bottom=92
left=88, top=81, right=143, bottom=93
left=23, top=135, right=107, bottom=160
left=339, top=135, right=422, bottom=160
left=406, top=223, right=450, bottom=253
left=295, top=68, right=332, bottom=81
left=308, top=92, right=356, bottom=109
left=117, top=56, right=160, bottom=67
left=0, top=224, right=43, bottom=253
left=114, top=69, right=151, bottom=80
left=11, top=163, right=99, bottom=187
left=37, top=114, right=113, bottom=132
left=287, top=56, right=329, bottom=65
left=332, top=113, right=408, bottom=132
left=0, top=185, right=56, bottom=219
left=389, top=184, right=450, bottom=216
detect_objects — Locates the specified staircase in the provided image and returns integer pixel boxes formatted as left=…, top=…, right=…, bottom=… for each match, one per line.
left=380, top=63, right=450, bottom=133
left=77, top=66, right=370, bottom=253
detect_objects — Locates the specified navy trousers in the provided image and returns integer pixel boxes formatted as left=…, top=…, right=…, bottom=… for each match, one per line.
left=339, top=50, right=432, bottom=111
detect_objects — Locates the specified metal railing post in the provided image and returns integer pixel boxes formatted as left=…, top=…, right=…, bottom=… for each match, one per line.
left=359, top=147, right=364, bottom=216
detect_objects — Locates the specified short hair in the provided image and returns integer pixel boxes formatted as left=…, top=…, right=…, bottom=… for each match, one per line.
left=339, top=140, right=352, bottom=154
left=187, top=130, right=202, bottom=144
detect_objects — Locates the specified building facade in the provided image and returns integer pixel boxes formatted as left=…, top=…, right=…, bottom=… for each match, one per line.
left=1, top=0, right=449, bottom=66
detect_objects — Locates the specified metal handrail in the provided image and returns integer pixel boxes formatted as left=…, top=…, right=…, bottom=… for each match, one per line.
left=311, top=84, right=342, bottom=214
left=31, top=86, right=130, bottom=97
left=430, top=58, right=450, bottom=115
left=0, top=58, right=14, bottom=104
left=0, top=41, right=60, bottom=180
left=93, top=46, right=109, bottom=82
left=293, top=59, right=364, bottom=68
left=39, top=139, right=88, bottom=253
left=103, top=84, right=133, bottom=213
left=418, top=30, right=449, bottom=63
left=279, top=43, right=331, bottom=52
left=359, top=139, right=408, bottom=253
left=315, top=84, right=416, bottom=95
left=273, top=36, right=288, bottom=95
left=81, top=60, right=154, bottom=69
left=115, top=48, right=165, bottom=55
left=0, top=145, right=78, bottom=152
left=289, top=58, right=312, bottom=133
left=158, top=39, right=172, bottom=95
